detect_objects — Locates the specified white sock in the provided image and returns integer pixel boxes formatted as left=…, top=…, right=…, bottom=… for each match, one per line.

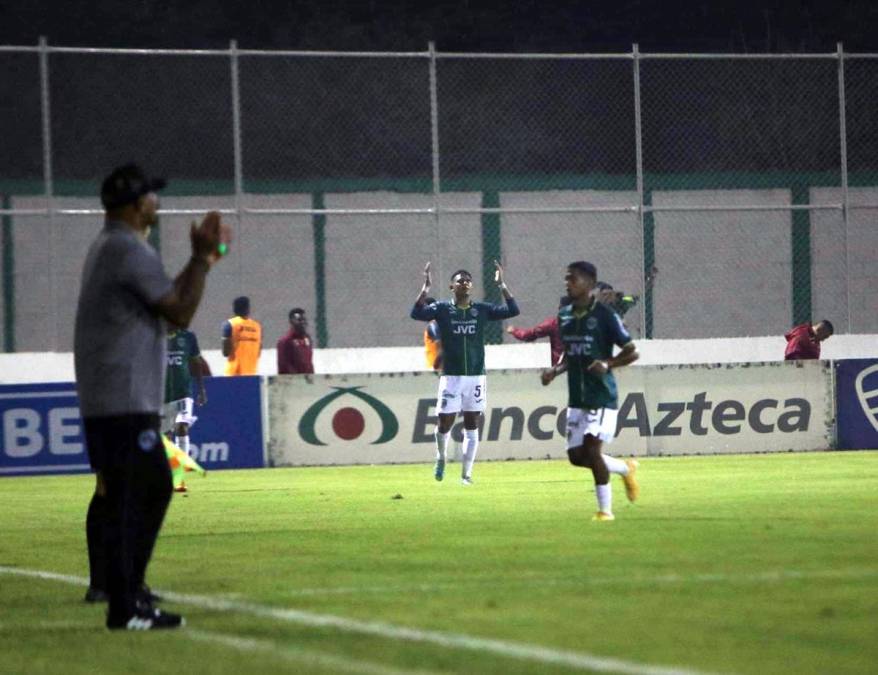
left=596, top=483, right=612, bottom=514
left=176, top=434, right=190, bottom=457
left=462, top=429, right=479, bottom=478
left=435, top=431, right=450, bottom=461
left=602, top=454, right=628, bottom=476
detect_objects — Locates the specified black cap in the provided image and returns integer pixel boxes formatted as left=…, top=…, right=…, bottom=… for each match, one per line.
left=595, top=281, right=614, bottom=291
left=100, top=163, right=166, bottom=210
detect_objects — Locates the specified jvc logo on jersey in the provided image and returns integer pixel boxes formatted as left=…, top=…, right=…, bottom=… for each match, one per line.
left=452, top=324, right=477, bottom=335
left=566, top=343, right=593, bottom=356
left=167, top=354, right=184, bottom=366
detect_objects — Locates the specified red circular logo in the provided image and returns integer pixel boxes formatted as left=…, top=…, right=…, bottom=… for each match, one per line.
left=332, top=407, right=365, bottom=440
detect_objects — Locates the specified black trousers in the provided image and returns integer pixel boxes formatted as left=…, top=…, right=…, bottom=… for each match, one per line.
left=84, top=414, right=172, bottom=623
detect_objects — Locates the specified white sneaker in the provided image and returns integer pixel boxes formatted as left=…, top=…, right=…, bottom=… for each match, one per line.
left=461, top=476, right=474, bottom=486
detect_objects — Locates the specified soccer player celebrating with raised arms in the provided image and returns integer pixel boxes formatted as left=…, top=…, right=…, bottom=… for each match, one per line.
left=411, top=261, right=520, bottom=484
left=541, top=261, right=640, bottom=521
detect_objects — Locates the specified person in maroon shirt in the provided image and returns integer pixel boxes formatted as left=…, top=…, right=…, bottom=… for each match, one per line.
left=505, top=305, right=566, bottom=367
left=277, top=308, right=315, bottom=374
left=784, top=320, right=834, bottom=360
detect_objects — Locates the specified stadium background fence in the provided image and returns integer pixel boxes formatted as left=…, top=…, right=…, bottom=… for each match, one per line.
left=1, top=40, right=877, bottom=352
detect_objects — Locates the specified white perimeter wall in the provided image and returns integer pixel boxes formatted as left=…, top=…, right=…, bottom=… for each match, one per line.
left=1, top=334, right=876, bottom=384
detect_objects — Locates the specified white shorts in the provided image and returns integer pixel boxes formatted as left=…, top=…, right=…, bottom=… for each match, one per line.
left=162, top=397, right=197, bottom=432
left=565, top=407, right=618, bottom=449
left=437, top=375, right=487, bottom=414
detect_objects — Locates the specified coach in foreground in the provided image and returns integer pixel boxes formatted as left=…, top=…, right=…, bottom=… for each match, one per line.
left=74, top=163, right=231, bottom=630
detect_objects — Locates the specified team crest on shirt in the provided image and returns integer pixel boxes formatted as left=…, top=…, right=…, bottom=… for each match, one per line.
left=586, top=317, right=598, bottom=330
left=470, top=307, right=478, bottom=317
left=138, top=429, right=158, bottom=451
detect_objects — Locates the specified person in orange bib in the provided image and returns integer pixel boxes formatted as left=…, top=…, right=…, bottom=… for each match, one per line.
left=221, top=296, right=262, bottom=375
left=422, top=298, right=443, bottom=373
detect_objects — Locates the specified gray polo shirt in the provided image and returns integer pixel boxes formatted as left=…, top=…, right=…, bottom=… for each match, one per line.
left=74, top=220, right=174, bottom=417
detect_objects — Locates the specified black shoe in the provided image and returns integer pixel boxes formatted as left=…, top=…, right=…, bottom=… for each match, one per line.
left=107, top=607, right=185, bottom=631
left=138, top=584, right=162, bottom=605
left=83, top=587, right=109, bottom=603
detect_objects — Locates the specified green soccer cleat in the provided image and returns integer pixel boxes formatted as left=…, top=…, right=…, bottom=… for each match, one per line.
left=434, top=458, right=445, bottom=481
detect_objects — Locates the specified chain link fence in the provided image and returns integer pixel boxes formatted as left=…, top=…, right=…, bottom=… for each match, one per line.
left=1, top=42, right=877, bottom=353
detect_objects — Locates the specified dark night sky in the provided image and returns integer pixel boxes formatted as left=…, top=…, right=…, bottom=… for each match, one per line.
left=1, top=0, right=877, bottom=53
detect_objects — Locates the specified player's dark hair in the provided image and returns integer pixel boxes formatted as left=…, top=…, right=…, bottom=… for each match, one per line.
left=233, top=296, right=250, bottom=316
left=567, top=261, right=597, bottom=280
left=819, top=319, right=834, bottom=335
left=450, top=269, right=472, bottom=281
left=424, top=297, right=436, bottom=305
left=288, top=308, right=305, bottom=322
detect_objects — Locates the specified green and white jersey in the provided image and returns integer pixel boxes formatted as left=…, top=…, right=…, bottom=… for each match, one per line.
left=165, top=329, right=201, bottom=403
left=559, top=299, right=632, bottom=410
left=411, top=298, right=520, bottom=376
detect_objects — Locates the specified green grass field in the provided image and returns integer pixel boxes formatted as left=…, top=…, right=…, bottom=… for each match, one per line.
left=2, top=451, right=877, bottom=675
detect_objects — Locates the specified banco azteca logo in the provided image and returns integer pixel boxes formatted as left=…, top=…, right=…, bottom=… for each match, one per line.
left=298, top=386, right=399, bottom=446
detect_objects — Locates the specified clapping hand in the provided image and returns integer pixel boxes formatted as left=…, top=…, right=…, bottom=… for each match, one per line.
left=420, top=261, right=432, bottom=297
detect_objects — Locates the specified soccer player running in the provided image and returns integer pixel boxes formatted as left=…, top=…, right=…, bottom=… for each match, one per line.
left=163, top=326, right=208, bottom=492
left=541, top=261, right=640, bottom=521
left=411, top=261, right=519, bottom=484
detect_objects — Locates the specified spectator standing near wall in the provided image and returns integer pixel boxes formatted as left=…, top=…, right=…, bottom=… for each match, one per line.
left=277, top=307, right=314, bottom=375
left=784, top=320, right=834, bottom=360
left=421, top=298, right=443, bottom=372
left=505, top=296, right=568, bottom=367
left=222, top=296, right=262, bottom=375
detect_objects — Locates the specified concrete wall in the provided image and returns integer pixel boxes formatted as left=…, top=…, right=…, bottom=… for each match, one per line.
left=2, top=333, right=876, bottom=384
left=810, top=187, right=878, bottom=334
left=501, top=190, right=644, bottom=336
left=5, top=187, right=877, bottom=352
left=652, top=189, right=794, bottom=339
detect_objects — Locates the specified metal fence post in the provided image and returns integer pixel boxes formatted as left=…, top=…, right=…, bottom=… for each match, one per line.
left=39, top=36, right=57, bottom=350
left=2, top=194, right=13, bottom=352
left=230, top=39, right=245, bottom=297
left=429, top=41, right=443, bottom=286
left=837, top=42, right=851, bottom=333
left=632, top=44, right=652, bottom=339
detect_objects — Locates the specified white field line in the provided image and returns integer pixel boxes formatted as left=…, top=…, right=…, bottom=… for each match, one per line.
left=0, top=565, right=718, bottom=675
left=186, top=629, right=444, bottom=675
left=277, top=567, right=878, bottom=598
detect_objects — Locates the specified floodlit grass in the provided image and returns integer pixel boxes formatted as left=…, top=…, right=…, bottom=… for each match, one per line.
left=2, top=451, right=877, bottom=674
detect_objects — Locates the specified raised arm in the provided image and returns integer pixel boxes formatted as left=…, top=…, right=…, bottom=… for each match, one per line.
left=155, top=211, right=231, bottom=328
left=487, top=260, right=520, bottom=319
left=506, top=316, right=557, bottom=341
left=410, top=262, right=438, bottom=320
